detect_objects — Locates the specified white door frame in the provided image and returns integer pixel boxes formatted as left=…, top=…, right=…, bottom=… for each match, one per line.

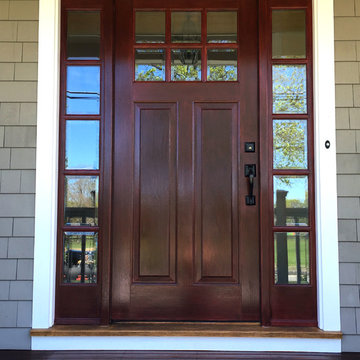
left=32, top=0, right=341, bottom=350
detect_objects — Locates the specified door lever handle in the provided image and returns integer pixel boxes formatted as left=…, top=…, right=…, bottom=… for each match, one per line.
left=245, top=164, right=256, bottom=206
left=249, top=172, right=254, bottom=194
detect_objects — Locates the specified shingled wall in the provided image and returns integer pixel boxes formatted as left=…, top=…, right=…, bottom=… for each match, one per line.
left=0, top=0, right=38, bottom=350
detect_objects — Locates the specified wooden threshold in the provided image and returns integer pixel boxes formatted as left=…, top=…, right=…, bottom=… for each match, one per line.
left=31, top=322, right=342, bottom=339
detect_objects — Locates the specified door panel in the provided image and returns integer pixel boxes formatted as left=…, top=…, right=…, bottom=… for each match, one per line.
left=134, top=103, right=177, bottom=283
left=194, top=103, right=239, bottom=283
left=112, top=0, right=260, bottom=321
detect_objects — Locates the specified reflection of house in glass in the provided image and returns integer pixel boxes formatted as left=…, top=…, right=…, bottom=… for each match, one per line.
left=64, top=176, right=99, bottom=226
left=63, top=232, right=98, bottom=284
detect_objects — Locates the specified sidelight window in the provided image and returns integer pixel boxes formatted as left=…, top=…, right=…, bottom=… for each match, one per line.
left=271, top=8, right=312, bottom=286
left=134, top=10, right=238, bottom=82
left=60, top=10, right=102, bottom=285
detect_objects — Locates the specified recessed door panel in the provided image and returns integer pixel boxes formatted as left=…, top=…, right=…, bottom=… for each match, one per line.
left=194, top=103, right=239, bottom=283
left=134, top=103, right=177, bottom=282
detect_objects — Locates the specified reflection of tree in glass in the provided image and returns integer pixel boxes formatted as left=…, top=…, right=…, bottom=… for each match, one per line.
left=208, top=65, right=236, bottom=81
left=172, top=64, right=201, bottom=81
left=273, top=65, right=306, bottom=113
left=65, top=177, right=98, bottom=208
left=273, top=120, right=307, bottom=169
left=135, top=65, right=164, bottom=81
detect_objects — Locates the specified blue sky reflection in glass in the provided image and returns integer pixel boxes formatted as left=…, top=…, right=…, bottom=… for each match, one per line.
left=273, top=175, right=308, bottom=227
left=135, top=49, right=165, bottom=81
left=66, top=66, right=100, bottom=114
left=66, top=120, right=99, bottom=170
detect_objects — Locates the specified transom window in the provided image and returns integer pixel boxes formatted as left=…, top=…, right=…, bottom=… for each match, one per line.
left=134, top=10, right=238, bottom=82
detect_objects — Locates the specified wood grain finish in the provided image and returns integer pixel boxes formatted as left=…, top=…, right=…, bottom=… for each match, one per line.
left=133, top=103, right=177, bottom=282
left=30, top=323, right=341, bottom=339
left=194, top=103, right=238, bottom=283
left=56, top=0, right=317, bottom=327
left=111, top=0, right=260, bottom=321
left=111, top=0, right=260, bottom=322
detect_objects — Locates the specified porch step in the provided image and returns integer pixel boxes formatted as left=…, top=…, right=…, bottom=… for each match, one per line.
left=31, top=322, right=342, bottom=339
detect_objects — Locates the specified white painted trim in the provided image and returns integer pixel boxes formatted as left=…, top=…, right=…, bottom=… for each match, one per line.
left=32, top=0, right=60, bottom=329
left=32, top=0, right=341, bottom=348
left=313, top=0, right=341, bottom=331
left=32, top=336, right=341, bottom=352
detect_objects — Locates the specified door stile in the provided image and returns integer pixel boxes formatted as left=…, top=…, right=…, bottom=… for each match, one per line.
left=100, top=0, right=115, bottom=325
left=111, top=0, right=134, bottom=318
left=259, top=0, right=272, bottom=327
left=238, top=0, right=260, bottom=320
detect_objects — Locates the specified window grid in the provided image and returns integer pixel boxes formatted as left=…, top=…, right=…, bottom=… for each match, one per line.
left=133, top=9, right=239, bottom=82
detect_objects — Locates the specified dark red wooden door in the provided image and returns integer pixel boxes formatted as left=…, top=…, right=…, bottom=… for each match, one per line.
left=111, top=0, right=259, bottom=321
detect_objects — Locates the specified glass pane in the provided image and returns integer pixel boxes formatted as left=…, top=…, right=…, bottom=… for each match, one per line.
left=274, top=176, right=308, bottom=227
left=63, top=232, right=98, bottom=283
left=67, top=11, right=100, bottom=60
left=207, top=49, right=237, bottom=81
left=171, top=49, right=201, bottom=81
left=135, top=49, right=165, bottom=81
left=66, top=66, right=100, bottom=115
left=273, top=65, right=307, bottom=114
left=272, top=10, right=306, bottom=59
left=135, top=11, right=165, bottom=43
left=64, top=176, right=99, bottom=226
left=171, top=12, right=201, bottom=43
left=273, top=120, right=307, bottom=169
left=274, top=232, right=310, bottom=285
left=66, top=121, right=99, bottom=170
left=207, top=11, right=237, bottom=43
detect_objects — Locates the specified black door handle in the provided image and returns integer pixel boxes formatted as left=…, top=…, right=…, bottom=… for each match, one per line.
left=245, top=164, right=256, bottom=206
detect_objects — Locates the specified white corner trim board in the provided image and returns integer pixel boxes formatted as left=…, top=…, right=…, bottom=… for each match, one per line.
left=312, top=0, right=341, bottom=332
left=32, top=0, right=341, bottom=349
left=33, top=0, right=60, bottom=329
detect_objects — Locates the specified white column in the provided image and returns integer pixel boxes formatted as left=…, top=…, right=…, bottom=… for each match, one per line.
left=313, top=0, right=341, bottom=331
left=32, top=0, right=61, bottom=329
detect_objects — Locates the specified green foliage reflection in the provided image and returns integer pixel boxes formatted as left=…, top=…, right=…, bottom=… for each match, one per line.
left=273, top=65, right=307, bottom=113
left=171, top=64, right=201, bottom=81
left=208, top=65, right=236, bottom=81
left=273, top=120, right=307, bottom=169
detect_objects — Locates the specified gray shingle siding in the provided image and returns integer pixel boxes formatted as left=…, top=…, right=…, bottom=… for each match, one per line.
left=335, top=0, right=360, bottom=351
left=0, top=0, right=38, bottom=350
